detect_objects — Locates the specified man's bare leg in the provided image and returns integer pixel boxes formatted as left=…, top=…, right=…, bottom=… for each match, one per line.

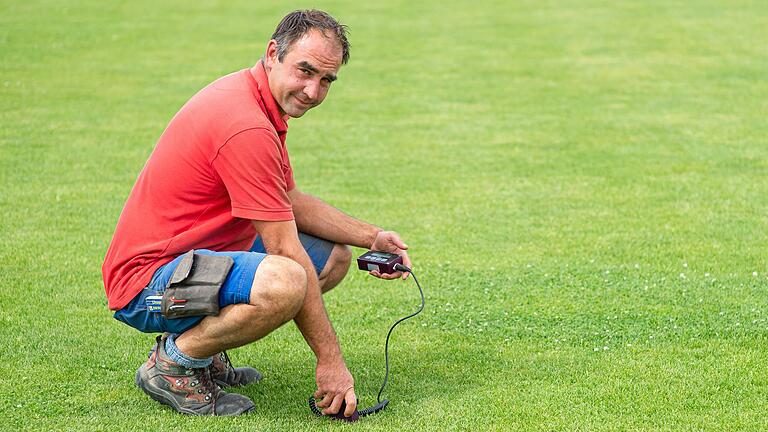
left=175, top=255, right=307, bottom=359
left=318, top=244, right=352, bottom=293
left=175, top=243, right=350, bottom=357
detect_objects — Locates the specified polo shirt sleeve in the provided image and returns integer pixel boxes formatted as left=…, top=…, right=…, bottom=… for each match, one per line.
left=282, top=149, right=296, bottom=192
left=212, top=127, right=294, bottom=221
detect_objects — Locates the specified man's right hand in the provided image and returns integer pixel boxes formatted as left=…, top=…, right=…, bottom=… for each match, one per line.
left=313, top=360, right=357, bottom=417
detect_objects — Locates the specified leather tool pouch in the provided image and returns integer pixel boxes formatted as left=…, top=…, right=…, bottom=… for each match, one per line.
left=161, top=250, right=234, bottom=319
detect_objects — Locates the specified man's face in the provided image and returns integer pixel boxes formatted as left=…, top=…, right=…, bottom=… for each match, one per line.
left=264, top=30, right=343, bottom=118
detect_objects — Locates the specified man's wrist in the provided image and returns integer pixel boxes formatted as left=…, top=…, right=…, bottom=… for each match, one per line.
left=366, top=227, right=383, bottom=249
left=316, top=347, right=345, bottom=367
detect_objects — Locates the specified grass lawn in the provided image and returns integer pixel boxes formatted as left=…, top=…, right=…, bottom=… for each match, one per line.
left=1, top=0, right=767, bottom=430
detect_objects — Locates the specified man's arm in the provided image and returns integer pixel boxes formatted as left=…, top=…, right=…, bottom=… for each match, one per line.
left=288, top=188, right=380, bottom=248
left=253, top=218, right=357, bottom=416
left=288, top=188, right=412, bottom=279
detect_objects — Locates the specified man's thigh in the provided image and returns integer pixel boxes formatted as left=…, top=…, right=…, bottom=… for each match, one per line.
left=113, top=249, right=267, bottom=334
left=114, top=233, right=335, bottom=334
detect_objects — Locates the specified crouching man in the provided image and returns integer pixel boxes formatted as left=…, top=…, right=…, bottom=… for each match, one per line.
left=102, top=9, right=411, bottom=417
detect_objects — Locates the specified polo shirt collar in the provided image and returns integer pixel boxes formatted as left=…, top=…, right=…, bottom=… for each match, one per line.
left=250, top=60, right=288, bottom=134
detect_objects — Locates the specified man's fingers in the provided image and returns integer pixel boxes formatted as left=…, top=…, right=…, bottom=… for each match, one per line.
left=313, top=389, right=323, bottom=399
left=317, top=392, right=334, bottom=409
left=401, top=251, right=413, bottom=279
left=323, top=394, right=344, bottom=415
left=402, top=252, right=412, bottom=269
left=344, top=389, right=357, bottom=417
left=370, top=270, right=401, bottom=280
left=387, top=232, right=408, bottom=250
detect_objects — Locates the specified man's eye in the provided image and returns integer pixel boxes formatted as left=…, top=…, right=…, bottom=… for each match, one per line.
left=300, top=69, right=311, bottom=76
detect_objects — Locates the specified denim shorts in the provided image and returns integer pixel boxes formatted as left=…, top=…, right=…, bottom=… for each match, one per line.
left=114, top=232, right=335, bottom=334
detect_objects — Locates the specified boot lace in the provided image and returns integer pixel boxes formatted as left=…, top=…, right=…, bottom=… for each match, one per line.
left=194, top=367, right=220, bottom=402
left=221, top=351, right=235, bottom=375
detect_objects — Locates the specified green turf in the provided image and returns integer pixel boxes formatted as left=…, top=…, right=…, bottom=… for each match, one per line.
left=1, top=0, right=767, bottom=430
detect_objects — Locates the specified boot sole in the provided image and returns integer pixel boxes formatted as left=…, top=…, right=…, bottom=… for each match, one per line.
left=134, top=366, right=254, bottom=416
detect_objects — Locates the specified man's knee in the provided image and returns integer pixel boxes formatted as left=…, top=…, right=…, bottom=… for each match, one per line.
left=330, top=244, right=352, bottom=271
left=250, top=255, right=307, bottom=317
left=320, top=244, right=352, bottom=293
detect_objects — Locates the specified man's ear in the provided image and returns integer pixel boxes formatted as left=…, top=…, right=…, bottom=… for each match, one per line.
left=264, top=40, right=279, bottom=70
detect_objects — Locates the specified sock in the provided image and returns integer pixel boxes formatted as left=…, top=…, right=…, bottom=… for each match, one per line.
left=164, top=333, right=213, bottom=368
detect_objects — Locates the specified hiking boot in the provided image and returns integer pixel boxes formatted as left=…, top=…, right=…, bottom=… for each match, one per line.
left=210, top=351, right=263, bottom=388
left=149, top=342, right=263, bottom=388
left=135, top=335, right=254, bottom=416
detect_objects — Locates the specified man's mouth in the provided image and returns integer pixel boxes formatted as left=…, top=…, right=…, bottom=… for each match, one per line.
left=293, top=95, right=312, bottom=106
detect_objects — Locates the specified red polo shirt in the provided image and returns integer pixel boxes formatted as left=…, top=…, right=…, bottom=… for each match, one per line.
left=102, top=62, right=295, bottom=310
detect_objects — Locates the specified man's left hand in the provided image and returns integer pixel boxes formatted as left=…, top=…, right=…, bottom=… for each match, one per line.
left=369, top=230, right=412, bottom=280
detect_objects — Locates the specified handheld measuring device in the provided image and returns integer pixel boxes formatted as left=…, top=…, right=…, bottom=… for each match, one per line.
left=356, top=250, right=404, bottom=274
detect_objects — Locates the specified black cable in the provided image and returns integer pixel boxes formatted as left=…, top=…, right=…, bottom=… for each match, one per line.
left=376, top=264, right=424, bottom=403
left=309, top=263, right=424, bottom=419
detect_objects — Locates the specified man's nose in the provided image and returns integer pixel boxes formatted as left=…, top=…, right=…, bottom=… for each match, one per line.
left=303, top=80, right=320, bottom=101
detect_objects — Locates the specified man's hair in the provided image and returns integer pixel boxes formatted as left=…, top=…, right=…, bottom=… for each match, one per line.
left=271, top=9, right=350, bottom=65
